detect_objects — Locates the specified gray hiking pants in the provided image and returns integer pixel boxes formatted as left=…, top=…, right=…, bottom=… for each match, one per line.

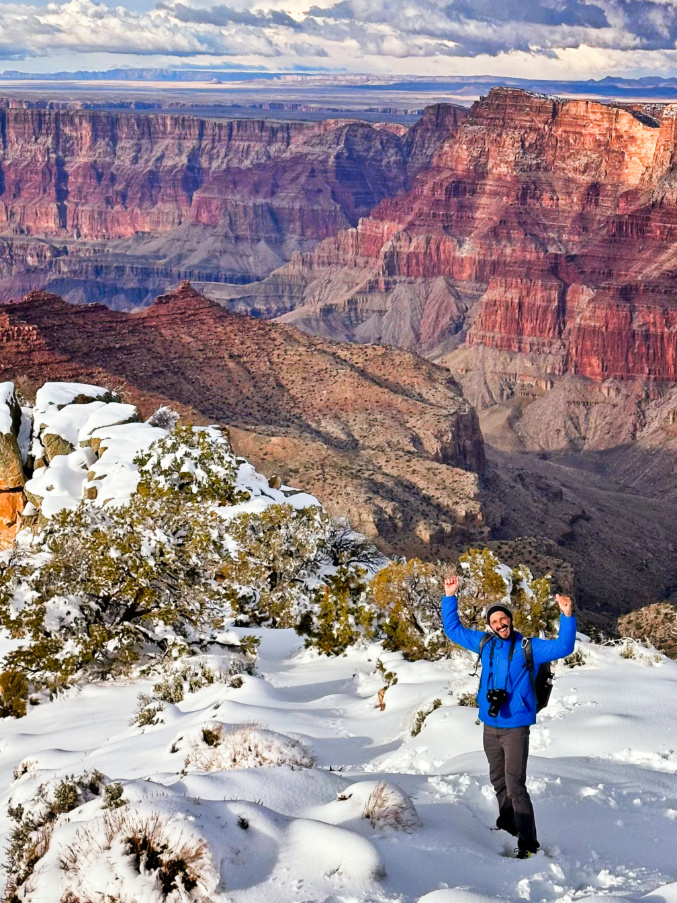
left=483, top=724, right=539, bottom=853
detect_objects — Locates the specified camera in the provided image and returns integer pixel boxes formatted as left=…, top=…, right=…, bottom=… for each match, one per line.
left=486, top=688, right=508, bottom=718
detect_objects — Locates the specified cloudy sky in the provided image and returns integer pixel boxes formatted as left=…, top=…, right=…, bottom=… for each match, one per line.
left=2, top=0, right=677, bottom=79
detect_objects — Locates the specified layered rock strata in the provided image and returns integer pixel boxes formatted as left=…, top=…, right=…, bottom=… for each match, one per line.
left=222, top=88, right=677, bottom=399
left=0, top=103, right=466, bottom=308
left=0, top=283, right=486, bottom=558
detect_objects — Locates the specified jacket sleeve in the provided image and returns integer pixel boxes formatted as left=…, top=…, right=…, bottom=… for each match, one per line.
left=531, top=614, right=577, bottom=665
left=441, top=595, right=485, bottom=654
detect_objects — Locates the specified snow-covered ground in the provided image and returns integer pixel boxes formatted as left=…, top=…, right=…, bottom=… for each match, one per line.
left=1, top=627, right=675, bottom=902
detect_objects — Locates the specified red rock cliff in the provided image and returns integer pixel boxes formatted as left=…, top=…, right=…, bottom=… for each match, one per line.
left=264, top=88, right=677, bottom=382
left=0, top=108, right=414, bottom=239
left=0, top=101, right=466, bottom=306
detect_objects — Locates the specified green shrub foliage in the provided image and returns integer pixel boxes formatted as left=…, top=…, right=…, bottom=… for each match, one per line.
left=222, top=503, right=327, bottom=628
left=135, top=425, right=247, bottom=506
left=411, top=698, right=441, bottom=736
left=300, top=549, right=561, bottom=659
left=5, top=772, right=103, bottom=900
left=0, top=670, right=28, bottom=719
left=458, top=549, right=558, bottom=637
left=457, top=549, right=509, bottom=629
left=369, top=559, right=450, bottom=661
left=298, top=566, right=373, bottom=655
left=0, top=429, right=242, bottom=690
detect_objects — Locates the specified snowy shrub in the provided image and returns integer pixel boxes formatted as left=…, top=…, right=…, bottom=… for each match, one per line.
left=0, top=486, right=231, bottom=687
left=58, top=810, right=217, bottom=902
left=411, top=699, right=442, bottom=736
left=457, top=691, right=479, bottom=707
left=186, top=723, right=315, bottom=771
left=133, top=694, right=165, bottom=728
left=222, top=504, right=326, bottom=628
left=620, top=640, right=638, bottom=659
left=146, top=406, right=180, bottom=432
left=135, top=425, right=247, bottom=507
left=297, top=566, right=374, bottom=655
left=102, top=783, right=126, bottom=810
left=369, top=559, right=451, bottom=661
left=563, top=649, right=587, bottom=668
left=4, top=772, right=103, bottom=901
left=238, top=635, right=261, bottom=660
left=4, top=816, right=53, bottom=902
left=152, top=663, right=220, bottom=703
left=509, top=563, right=559, bottom=637
left=458, top=549, right=558, bottom=637
left=12, top=759, right=38, bottom=782
left=363, top=781, right=420, bottom=830
left=457, top=549, right=509, bottom=628
left=154, top=676, right=185, bottom=704
left=0, top=669, right=28, bottom=719
left=330, top=781, right=420, bottom=832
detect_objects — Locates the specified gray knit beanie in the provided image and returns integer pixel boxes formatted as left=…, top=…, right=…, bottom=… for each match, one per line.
left=486, top=603, right=513, bottom=623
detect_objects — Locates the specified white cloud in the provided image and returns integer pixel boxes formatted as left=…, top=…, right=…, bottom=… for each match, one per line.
left=2, top=0, right=677, bottom=75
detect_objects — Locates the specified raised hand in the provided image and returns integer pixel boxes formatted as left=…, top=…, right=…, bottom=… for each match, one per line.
left=556, top=594, right=573, bottom=617
left=444, top=574, right=459, bottom=596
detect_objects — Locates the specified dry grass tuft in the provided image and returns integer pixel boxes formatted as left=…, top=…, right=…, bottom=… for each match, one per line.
left=363, top=781, right=419, bottom=830
left=188, top=723, right=314, bottom=771
left=59, top=810, right=214, bottom=901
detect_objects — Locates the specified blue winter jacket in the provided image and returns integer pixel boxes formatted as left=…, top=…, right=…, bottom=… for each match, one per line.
left=442, top=595, right=577, bottom=728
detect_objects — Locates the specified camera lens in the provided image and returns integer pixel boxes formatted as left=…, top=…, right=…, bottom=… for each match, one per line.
left=486, top=688, right=508, bottom=717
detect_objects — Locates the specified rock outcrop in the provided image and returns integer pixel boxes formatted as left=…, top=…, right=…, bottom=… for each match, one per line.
left=0, top=102, right=466, bottom=308
left=0, top=383, right=26, bottom=546
left=0, top=283, right=486, bottom=558
left=618, top=602, right=677, bottom=659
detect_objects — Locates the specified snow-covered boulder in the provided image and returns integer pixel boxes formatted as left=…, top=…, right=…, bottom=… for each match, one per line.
left=42, top=400, right=107, bottom=461
left=281, top=817, right=385, bottom=883
left=78, top=402, right=141, bottom=447
left=24, top=447, right=96, bottom=517
left=86, top=422, right=168, bottom=506
left=33, top=382, right=116, bottom=419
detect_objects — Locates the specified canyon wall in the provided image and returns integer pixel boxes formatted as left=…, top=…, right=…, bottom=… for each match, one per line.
left=223, top=88, right=677, bottom=397
left=0, top=101, right=466, bottom=307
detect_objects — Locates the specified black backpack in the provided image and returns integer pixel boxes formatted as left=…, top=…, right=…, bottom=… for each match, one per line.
left=476, top=634, right=553, bottom=713
left=521, top=637, right=554, bottom=713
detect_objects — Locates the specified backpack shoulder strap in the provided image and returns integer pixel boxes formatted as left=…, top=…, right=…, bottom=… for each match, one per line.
left=521, top=637, right=538, bottom=695
left=521, top=636, right=533, bottom=670
left=471, top=633, right=492, bottom=676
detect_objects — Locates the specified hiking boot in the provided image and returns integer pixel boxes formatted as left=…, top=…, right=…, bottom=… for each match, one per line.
left=515, top=848, right=531, bottom=859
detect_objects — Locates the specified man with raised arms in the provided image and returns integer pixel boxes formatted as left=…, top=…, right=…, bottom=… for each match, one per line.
left=442, top=574, right=576, bottom=859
